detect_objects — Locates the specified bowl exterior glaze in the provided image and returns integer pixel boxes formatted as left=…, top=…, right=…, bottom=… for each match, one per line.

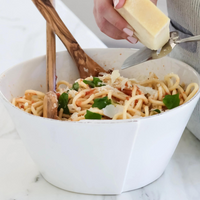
left=0, top=49, right=200, bottom=194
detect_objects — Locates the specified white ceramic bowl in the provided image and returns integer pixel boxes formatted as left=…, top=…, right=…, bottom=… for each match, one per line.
left=0, top=49, right=200, bottom=195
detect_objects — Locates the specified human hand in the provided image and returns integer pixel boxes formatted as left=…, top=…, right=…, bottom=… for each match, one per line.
left=94, top=0, right=138, bottom=44
left=94, top=0, right=158, bottom=44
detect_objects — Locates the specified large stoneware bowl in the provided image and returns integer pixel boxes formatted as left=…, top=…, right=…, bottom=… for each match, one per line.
left=0, top=49, right=200, bottom=194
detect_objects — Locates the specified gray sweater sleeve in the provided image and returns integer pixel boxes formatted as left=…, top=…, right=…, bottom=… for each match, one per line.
left=167, top=0, right=200, bottom=72
left=167, top=0, right=200, bottom=137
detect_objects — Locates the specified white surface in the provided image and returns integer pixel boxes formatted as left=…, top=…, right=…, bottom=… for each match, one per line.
left=1, top=0, right=200, bottom=199
left=1, top=49, right=200, bottom=195
left=61, top=0, right=168, bottom=49
left=0, top=0, right=106, bottom=74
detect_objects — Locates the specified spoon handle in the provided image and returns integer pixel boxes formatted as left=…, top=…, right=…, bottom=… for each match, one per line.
left=176, top=35, right=200, bottom=44
left=43, top=0, right=58, bottom=119
left=46, top=0, right=56, bottom=92
left=31, top=0, right=107, bottom=78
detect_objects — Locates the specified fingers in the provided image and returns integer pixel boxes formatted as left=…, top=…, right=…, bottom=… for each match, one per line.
left=113, top=0, right=126, bottom=9
left=94, top=0, right=157, bottom=43
left=96, top=18, right=128, bottom=40
left=94, top=0, right=138, bottom=43
left=103, top=4, right=133, bottom=35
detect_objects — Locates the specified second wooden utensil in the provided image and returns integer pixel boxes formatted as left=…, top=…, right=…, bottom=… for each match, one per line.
left=31, top=0, right=107, bottom=79
left=43, top=0, right=58, bottom=119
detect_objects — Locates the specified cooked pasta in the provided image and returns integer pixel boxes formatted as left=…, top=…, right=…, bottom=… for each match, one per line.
left=12, top=71, right=199, bottom=121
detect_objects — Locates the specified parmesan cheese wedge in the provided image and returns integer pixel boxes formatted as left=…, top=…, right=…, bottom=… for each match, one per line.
left=111, top=70, right=120, bottom=84
left=116, top=0, right=170, bottom=50
left=103, top=105, right=124, bottom=118
left=136, top=85, right=157, bottom=96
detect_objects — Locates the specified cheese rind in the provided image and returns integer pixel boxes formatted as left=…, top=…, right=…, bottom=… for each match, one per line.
left=116, top=0, right=170, bottom=50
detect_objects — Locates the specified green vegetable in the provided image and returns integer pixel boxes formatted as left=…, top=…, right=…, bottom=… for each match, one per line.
left=71, top=82, right=79, bottom=91
left=154, top=109, right=161, bottom=113
left=163, top=93, right=180, bottom=109
left=83, top=80, right=95, bottom=88
left=85, top=110, right=102, bottom=120
left=92, top=96, right=112, bottom=109
left=93, top=77, right=105, bottom=87
left=58, top=93, right=70, bottom=114
left=83, top=77, right=105, bottom=88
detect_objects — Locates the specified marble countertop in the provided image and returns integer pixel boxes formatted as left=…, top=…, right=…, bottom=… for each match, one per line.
left=1, top=0, right=200, bottom=199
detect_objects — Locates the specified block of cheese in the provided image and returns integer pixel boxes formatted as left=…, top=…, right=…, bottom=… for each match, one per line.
left=116, top=0, right=170, bottom=50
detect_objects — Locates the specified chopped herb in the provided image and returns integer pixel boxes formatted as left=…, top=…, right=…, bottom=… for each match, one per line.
left=58, top=93, right=70, bottom=114
left=154, top=109, right=161, bottom=113
left=85, top=110, right=102, bottom=120
left=92, top=96, right=112, bottom=109
left=71, top=82, right=79, bottom=91
left=93, top=77, right=105, bottom=87
left=83, top=80, right=95, bottom=88
left=83, top=77, right=105, bottom=88
left=163, top=93, right=180, bottom=109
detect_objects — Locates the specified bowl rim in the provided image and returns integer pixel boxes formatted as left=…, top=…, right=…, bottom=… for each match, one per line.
left=0, top=48, right=200, bottom=124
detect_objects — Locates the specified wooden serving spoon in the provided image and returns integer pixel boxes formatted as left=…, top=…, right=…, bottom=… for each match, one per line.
left=43, top=0, right=58, bottom=119
left=31, top=0, right=107, bottom=79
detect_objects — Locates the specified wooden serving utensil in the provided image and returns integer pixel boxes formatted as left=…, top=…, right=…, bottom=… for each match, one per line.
left=43, top=0, right=58, bottom=119
left=31, top=0, right=107, bottom=79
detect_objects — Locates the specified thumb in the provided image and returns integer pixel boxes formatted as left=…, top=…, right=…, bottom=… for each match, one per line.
left=113, top=0, right=126, bottom=9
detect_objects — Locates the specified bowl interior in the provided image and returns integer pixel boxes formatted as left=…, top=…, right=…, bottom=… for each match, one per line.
left=0, top=48, right=200, bottom=102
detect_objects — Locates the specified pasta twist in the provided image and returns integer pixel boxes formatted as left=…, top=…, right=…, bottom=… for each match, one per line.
left=12, top=71, right=199, bottom=121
